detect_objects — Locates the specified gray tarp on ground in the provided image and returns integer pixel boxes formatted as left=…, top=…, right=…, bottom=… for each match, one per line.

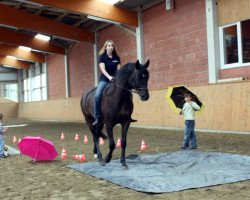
left=67, top=151, right=250, bottom=193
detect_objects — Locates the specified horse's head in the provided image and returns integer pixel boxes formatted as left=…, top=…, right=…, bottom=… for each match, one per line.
left=130, top=60, right=150, bottom=101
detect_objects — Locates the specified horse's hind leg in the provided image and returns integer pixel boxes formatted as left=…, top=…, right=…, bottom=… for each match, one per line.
left=104, top=123, right=115, bottom=163
left=85, top=117, right=105, bottom=165
left=95, top=124, right=105, bottom=165
left=120, top=121, right=130, bottom=170
left=91, top=124, right=104, bottom=159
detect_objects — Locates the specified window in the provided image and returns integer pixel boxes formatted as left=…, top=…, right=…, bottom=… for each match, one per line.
left=24, top=78, right=31, bottom=102
left=242, top=20, right=250, bottom=63
left=41, top=74, right=47, bottom=100
left=22, top=62, right=47, bottom=102
left=35, top=62, right=43, bottom=76
left=219, top=19, right=250, bottom=69
left=223, top=25, right=238, bottom=64
left=3, top=84, right=18, bottom=102
left=31, top=75, right=41, bottom=101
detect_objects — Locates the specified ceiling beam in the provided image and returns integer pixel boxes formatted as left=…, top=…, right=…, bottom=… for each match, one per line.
left=73, top=17, right=88, bottom=27
left=15, top=2, right=22, bottom=9
left=0, top=55, right=31, bottom=70
left=0, top=27, right=65, bottom=55
left=0, top=4, right=94, bottom=43
left=55, top=12, right=69, bottom=22
left=34, top=6, right=46, bottom=15
left=0, top=43, right=45, bottom=63
left=24, top=0, right=138, bottom=27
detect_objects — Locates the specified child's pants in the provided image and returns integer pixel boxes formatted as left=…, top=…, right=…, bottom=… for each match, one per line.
left=0, top=134, right=5, bottom=155
left=182, top=120, right=197, bottom=148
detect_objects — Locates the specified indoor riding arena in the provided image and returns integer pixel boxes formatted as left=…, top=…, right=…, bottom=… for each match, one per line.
left=0, top=0, right=250, bottom=200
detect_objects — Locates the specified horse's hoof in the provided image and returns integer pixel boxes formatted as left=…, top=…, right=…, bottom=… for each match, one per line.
left=99, top=161, right=105, bottom=166
left=122, top=165, right=129, bottom=170
left=94, top=154, right=98, bottom=159
left=104, top=157, right=111, bottom=163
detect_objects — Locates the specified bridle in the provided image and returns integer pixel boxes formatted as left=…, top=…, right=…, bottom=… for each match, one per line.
left=105, top=68, right=148, bottom=96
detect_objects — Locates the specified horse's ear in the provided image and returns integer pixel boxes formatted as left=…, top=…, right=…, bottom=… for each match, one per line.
left=135, top=60, right=140, bottom=70
left=144, top=60, right=150, bottom=68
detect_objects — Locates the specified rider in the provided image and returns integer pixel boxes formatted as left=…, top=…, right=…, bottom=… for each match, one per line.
left=92, top=40, right=121, bottom=125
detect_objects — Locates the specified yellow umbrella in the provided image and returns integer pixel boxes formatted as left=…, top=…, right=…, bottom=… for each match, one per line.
left=166, top=86, right=205, bottom=116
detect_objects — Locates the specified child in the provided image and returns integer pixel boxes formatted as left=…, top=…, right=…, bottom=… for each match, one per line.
left=180, top=93, right=200, bottom=149
left=0, top=113, right=8, bottom=158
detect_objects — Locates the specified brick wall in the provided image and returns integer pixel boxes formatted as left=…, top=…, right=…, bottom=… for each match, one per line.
left=219, top=66, right=250, bottom=79
left=143, top=0, right=208, bottom=90
left=47, top=54, right=65, bottom=99
left=47, top=0, right=209, bottom=100
left=68, top=42, right=95, bottom=97
left=98, top=25, right=137, bottom=66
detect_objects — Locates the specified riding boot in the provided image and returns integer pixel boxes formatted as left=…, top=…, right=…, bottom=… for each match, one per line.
left=92, top=118, right=100, bottom=126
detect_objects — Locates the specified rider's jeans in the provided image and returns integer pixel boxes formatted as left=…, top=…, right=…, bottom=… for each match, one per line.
left=94, top=81, right=109, bottom=119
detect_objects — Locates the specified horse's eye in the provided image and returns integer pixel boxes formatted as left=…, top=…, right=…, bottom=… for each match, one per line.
left=142, top=74, right=147, bottom=78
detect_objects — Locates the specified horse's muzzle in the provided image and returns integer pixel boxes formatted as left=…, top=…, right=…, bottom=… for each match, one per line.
left=139, top=91, right=149, bottom=101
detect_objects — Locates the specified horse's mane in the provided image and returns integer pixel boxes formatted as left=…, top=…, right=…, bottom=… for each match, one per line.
left=115, top=62, right=135, bottom=77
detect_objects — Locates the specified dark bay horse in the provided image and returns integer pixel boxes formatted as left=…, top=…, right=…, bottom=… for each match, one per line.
left=80, top=60, right=150, bottom=169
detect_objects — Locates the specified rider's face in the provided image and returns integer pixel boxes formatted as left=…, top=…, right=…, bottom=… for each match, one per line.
left=106, top=42, right=115, bottom=54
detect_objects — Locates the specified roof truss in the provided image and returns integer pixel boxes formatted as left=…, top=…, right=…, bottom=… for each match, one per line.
left=0, top=4, right=94, bottom=43
left=0, top=43, right=45, bottom=63
left=0, top=55, right=31, bottom=69
left=0, top=27, right=65, bottom=55
left=23, top=0, right=138, bottom=26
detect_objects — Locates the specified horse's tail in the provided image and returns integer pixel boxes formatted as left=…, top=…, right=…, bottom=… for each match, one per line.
left=80, top=87, right=96, bottom=116
left=80, top=95, right=85, bottom=114
left=131, top=118, right=137, bottom=123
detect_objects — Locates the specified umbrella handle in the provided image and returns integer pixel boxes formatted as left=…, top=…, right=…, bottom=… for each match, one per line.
left=33, top=141, right=41, bottom=163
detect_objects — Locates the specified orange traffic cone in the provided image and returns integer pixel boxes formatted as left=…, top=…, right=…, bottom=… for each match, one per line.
left=61, top=132, right=65, bottom=140
left=18, top=138, right=21, bottom=143
left=84, top=135, right=88, bottom=144
left=72, top=155, right=79, bottom=159
left=116, top=137, right=121, bottom=148
left=99, top=137, right=105, bottom=145
left=78, top=154, right=86, bottom=162
left=75, top=134, right=79, bottom=141
left=140, top=140, right=147, bottom=151
left=61, top=148, right=67, bottom=159
left=13, top=136, right=17, bottom=143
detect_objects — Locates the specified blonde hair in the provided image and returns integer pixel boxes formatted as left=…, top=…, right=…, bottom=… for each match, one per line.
left=99, top=40, right=119, bottom=57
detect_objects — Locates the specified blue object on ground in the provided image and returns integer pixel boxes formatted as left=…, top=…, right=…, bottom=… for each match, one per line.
left=67, top=151, right=250, bottom=193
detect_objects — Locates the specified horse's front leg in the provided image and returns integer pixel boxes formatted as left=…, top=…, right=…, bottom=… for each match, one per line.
left=105, top=123, right=115, bottom=163
left=120, top=121, right=130, bottom=170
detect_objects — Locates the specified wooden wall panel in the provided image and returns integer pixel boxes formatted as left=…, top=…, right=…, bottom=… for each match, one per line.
left=16, top=81, right=250, bottom=133
left=0, top=98, right=18, bottom=119
left=133, top=81, right=250, bottom=132
left=18, top=97, right=83, bottom=122
left=217, top=0, right=250, bottom=26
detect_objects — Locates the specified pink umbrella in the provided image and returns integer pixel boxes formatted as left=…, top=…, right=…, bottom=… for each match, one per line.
left=18, top=136, right=58, bottom=163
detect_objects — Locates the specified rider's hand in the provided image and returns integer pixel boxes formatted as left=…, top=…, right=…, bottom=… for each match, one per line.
left=110, top=77, right=115, bottom=82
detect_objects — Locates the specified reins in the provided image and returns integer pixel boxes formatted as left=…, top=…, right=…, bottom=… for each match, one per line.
left=114, top=82, right=138, bottom=93
left=105, top=78, right=136, bottom=96
left=104, top=70, right=147, bottom=96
